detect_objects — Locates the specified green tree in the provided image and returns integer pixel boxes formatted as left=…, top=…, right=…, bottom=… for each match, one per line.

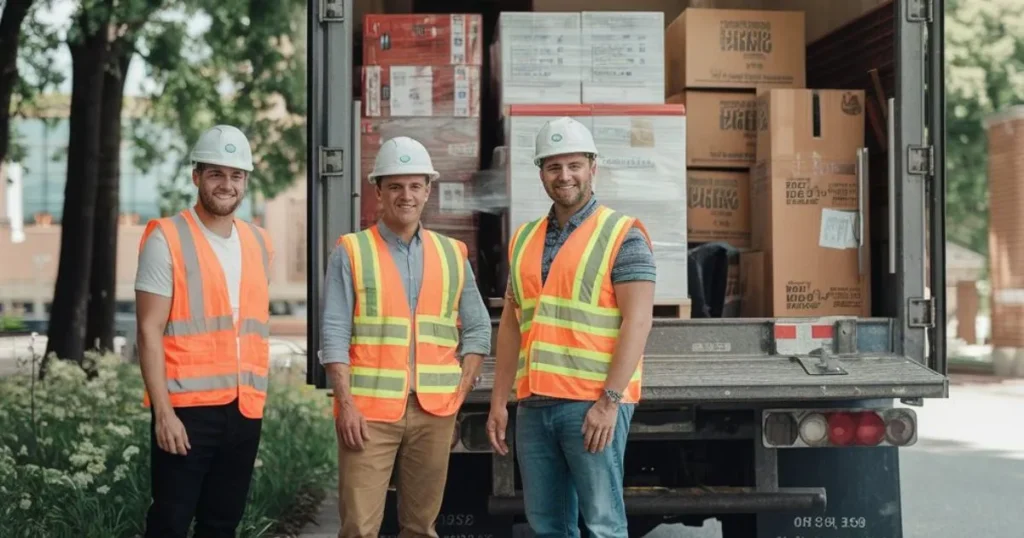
left=945, top=0, right=1024, bottom=255
left=44, top=0, right=184, bottom=369
left=133, top=0, right=307, bottom=208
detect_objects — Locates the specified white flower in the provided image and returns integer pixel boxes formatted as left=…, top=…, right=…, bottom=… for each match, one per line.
left=72, top=471, right=93, bottom=488
left=254, top=458, right=263, bottom=468
left=19, top=498, right=31, bottom=510
left=86, top=461, right=106, bottom=476
left=122, top=445, right=140, bottom=462
left=113, top=464, right=128, bottom=482
left=106, top=423, right=132, bottom=438
left=77, top=424, right=94, bottom=436
left=96, top=485, right=110, bottom=495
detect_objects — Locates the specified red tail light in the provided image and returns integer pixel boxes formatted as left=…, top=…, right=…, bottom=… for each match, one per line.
left=827, top=412, right=857, bottom=446
left=855, top=412, right=886, bottom=445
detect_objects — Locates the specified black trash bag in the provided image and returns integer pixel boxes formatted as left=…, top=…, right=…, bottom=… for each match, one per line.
left=688, top=241, right=742, bottom=318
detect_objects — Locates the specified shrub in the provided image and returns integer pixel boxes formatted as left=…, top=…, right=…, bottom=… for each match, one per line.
left=0, top=345, right=336, bottom=538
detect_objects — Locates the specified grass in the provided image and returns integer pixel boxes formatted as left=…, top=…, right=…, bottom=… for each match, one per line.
left=0, top=339, right=337, bottom=538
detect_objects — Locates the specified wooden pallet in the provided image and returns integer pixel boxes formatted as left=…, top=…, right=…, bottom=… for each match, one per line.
left=485, top=297, right=692, bottom=319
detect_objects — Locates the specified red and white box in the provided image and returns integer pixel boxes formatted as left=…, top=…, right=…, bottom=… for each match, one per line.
left=363, top=14, right=483, bottom=66
left=362, top=65, right=481, bottom=118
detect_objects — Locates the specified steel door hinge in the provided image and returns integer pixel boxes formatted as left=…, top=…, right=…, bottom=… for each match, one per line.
left=319, top=146, right=344, bottom=177
left=320, top=0, right=344, bottom=22
left=907, top=0, right=932, bottom=22
left=908, top=145, right=934, bottom=176
left=907, top=297, right=935, bottom=329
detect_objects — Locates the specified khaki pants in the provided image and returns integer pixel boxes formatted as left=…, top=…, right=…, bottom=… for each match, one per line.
left=336, top=397, right=457, bottom=538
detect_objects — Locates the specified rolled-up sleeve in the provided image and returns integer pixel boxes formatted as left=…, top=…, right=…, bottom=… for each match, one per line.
left=319, top=244, right=354, bottom=365
left=457, top=259, right=492, bottom=358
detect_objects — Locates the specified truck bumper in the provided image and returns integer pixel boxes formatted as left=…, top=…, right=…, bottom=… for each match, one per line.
left=487, top=486, right=826, bottom=515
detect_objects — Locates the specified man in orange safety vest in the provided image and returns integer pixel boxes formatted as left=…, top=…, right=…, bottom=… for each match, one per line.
left=135, top=124, right=273, bottom=538
left=319, top=135, right=492, bottom=538
left=486, top=117, right=657, bottom=537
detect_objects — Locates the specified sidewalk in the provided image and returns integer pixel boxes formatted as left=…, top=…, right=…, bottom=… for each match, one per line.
left=297, top=489, right=340, bottom=537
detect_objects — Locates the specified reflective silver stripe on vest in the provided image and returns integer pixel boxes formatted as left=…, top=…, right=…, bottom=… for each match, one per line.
left=240, top=318, right=270, bottom=338
left=171, top=214, right=206, bottom=327
left=353, top=323, right=409, bottom=340
left=166, top=315, right=234, bottom=337
left=418, top=372, right=462, bottom=389
left=418, top=320, right=459, bottom=342
left=167, top=370, right=269, bottom=393
left=535, top=302, right=621, bottom=330
left=243, top=220, right=271, bottom=283
left=165, top=213, right=271, bottom=337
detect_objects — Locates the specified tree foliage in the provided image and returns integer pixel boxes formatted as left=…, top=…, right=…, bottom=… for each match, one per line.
left=133, top=0, right=307, bottom=210
left=945, top=0, right=1024, bottom=255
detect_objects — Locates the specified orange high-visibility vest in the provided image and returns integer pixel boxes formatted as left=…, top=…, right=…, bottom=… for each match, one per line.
left=508, top=205, right=650, bottom=403
left=334, top=224, right=468, bottom=423
left=139, top=209, right=273, bottom=419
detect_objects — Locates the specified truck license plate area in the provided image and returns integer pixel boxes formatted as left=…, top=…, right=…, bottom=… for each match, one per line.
left=762, top=407, right=917, bottom=449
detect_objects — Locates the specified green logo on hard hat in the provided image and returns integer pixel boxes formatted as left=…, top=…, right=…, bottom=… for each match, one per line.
left=225, top=144, right=237, bottom=153
left=399, top=154, right=411, bottom=163
left=551, top=134, right=563, bottom=142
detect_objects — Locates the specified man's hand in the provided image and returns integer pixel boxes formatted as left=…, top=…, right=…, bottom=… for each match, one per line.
left=456, top=354, right=484, bottom=407
left=486, top=404, right=509, bottom=455
left=154, top=409, right=190, bottom=455
left=581, top=396, right=618, bottom=453
left=336, top=399, right=370, bottom=450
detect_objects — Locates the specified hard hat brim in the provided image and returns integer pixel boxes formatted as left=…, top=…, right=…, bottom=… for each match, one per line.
left=192, top=157, right=254, bottom=173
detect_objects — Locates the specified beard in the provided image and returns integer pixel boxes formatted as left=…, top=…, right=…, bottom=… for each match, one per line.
left=545, top=180, right=588, bottom=208
left=199, top=188, right=242, bottom=217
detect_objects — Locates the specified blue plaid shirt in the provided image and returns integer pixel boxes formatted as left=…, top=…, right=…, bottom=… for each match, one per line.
left=508, top=196, right=657, bottom=406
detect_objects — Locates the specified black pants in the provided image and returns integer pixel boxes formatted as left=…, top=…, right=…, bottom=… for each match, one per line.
left=144, top=399, right=263, bottom=538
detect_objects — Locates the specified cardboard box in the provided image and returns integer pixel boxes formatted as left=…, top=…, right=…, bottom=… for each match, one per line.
left=581, top=11, right=664, bottom=104
left=664, top=8, right=806, bottom=93
left=687, top=169, right=750, bottom=248
left=751, top=88, right=870, bottom=317
left=363, top=14, right=483, bottom=66
left=669, top=90, right=756, bottom=168
left=495, top=12, right=583, bottom=107
left=739, top=250, right=765, bottom=317
left=506, top=104, right=688, bottom=301
left=362, top=65, right=480, bottom=118
left=359, top=117, right=480, bottom=228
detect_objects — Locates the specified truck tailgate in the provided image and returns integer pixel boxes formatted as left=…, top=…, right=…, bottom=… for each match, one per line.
left=465, top=317, right=949, bottom=403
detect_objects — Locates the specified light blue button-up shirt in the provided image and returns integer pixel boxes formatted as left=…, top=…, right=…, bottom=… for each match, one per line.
left=319, top=220, right=492, bottom=392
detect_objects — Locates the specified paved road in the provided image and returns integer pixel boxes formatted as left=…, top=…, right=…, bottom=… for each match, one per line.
left=899, top=377, right=1024, bottom=538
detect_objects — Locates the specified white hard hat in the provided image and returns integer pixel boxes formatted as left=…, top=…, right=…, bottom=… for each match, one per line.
left=368, top=136, right=440, bottom=184
left=533, top=117, right=598, bottom=167
left=190, top=125, right=254, bottom=172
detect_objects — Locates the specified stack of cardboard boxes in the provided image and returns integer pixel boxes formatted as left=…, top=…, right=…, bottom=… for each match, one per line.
left=358, top=14, right=485, bottom=272
left=492, top=12, right=691, bottom=305
left=664, top=7, right=871, bottom=318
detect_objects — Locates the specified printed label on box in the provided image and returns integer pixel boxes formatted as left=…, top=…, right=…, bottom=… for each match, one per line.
left=818, top=208, right=859, bottom=250
left=390, top=66, right=433, bottom=117
left=439, top=182, right=466, bottom=213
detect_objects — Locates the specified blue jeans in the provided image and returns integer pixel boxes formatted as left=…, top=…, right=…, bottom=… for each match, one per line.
left=515, top=400, right=635, bottom=538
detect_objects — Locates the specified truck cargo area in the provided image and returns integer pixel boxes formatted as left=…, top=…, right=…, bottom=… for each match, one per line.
left=308, top=0, right=948, bottom=402
left=307, top=0, right=946, bottom=535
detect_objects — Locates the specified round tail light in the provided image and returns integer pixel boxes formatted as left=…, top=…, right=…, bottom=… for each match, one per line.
left=884, top=410, right=916, bottom=446
left=798, top=413, right=829, bottom=446
left=855, top=412, right=886, bottom=445
left=827, top=412, right=857, bottom=446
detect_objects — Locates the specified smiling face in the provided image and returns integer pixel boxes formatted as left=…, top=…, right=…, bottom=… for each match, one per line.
left=539, top=152, right=595, bottom=210
left=193, top=164, right=247, bottom=217
left=377, top=174, right=430, bottom=228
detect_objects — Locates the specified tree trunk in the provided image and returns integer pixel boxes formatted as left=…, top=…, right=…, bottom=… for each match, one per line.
left=42, top=22, right=110, bottom=374
left=0, top=0, right=36, bottom=165
left=86, top=48, right=132, bottom=355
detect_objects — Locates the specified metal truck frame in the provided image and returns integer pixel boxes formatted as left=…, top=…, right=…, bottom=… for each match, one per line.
left=305, top=1, right=947, bottom=536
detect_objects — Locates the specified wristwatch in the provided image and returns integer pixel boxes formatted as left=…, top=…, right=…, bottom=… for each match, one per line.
left=603, top=388, right=623, bottom=404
